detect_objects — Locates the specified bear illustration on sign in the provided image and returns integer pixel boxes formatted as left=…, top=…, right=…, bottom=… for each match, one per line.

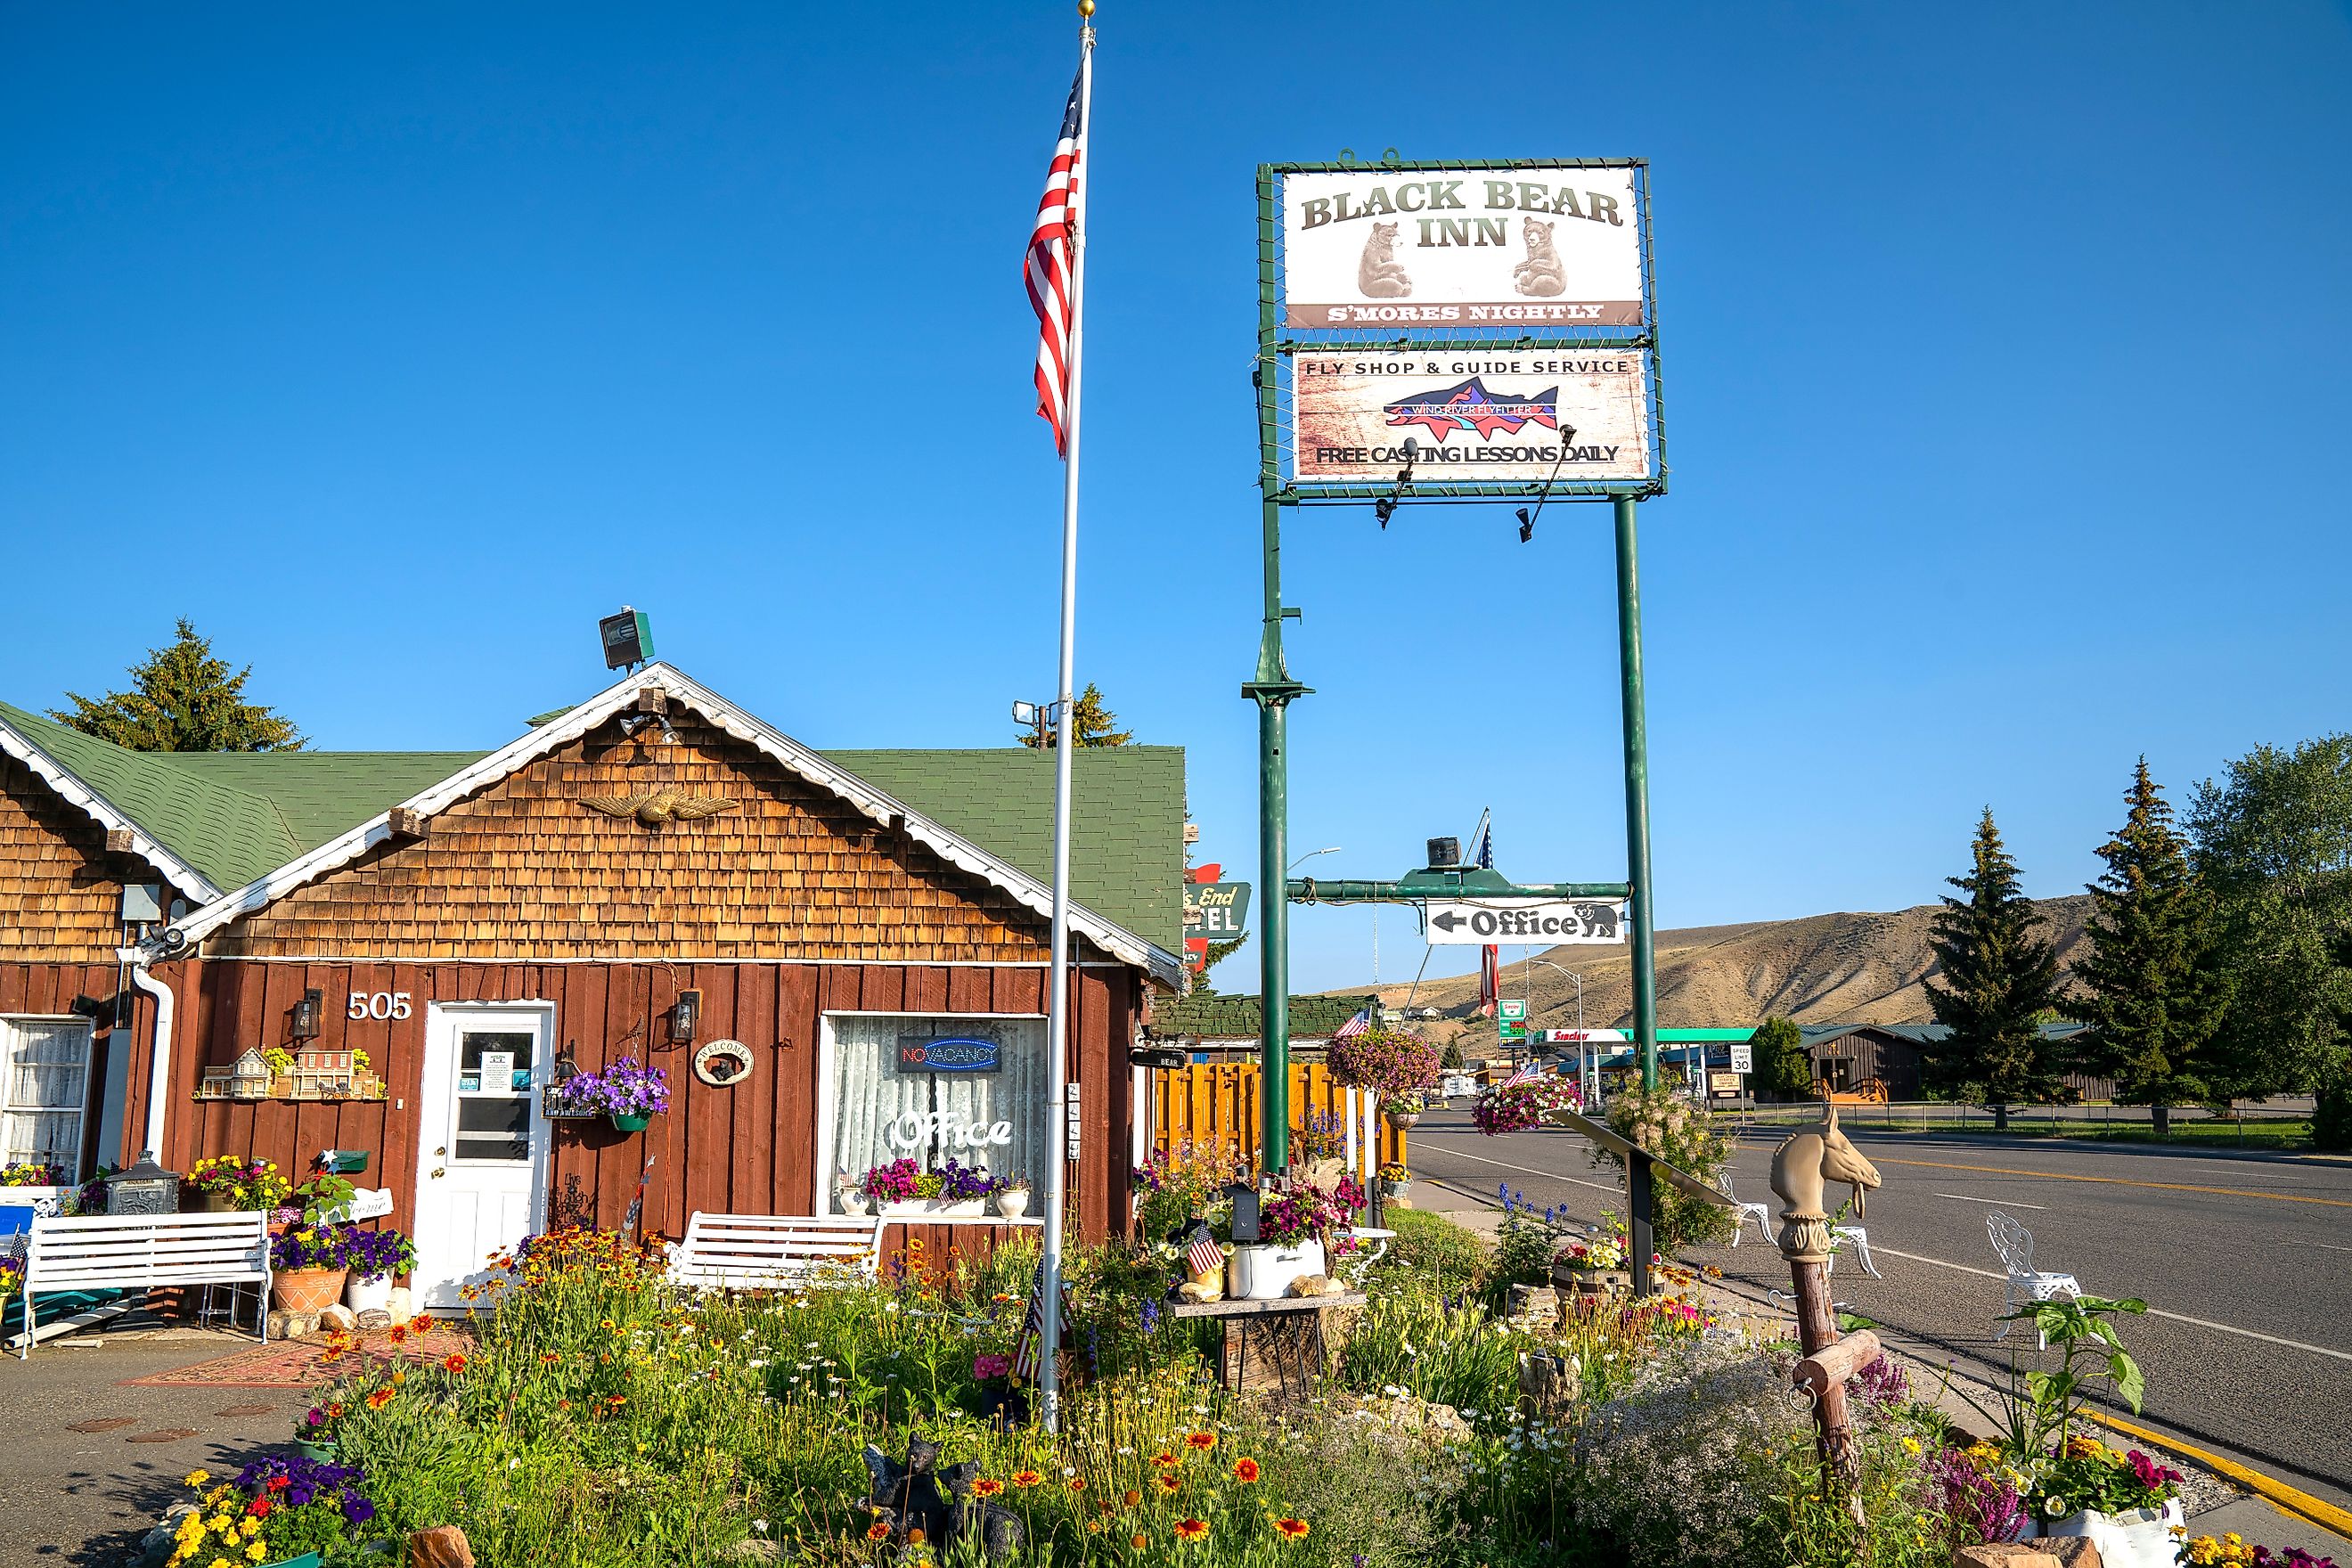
left=1513, top=218, right=1567, bottom=297
left=1357, top=222, right=1412, bottom=298
left=1572, top=902, right=1619, bottom=939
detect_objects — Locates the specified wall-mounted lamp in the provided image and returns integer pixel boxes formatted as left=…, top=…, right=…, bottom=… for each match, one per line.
left=552, top=1046, right=579, bottom=1086
left=671, top=990, right=702, bottom=1044
left=290, top=987, right=324, bottom=1041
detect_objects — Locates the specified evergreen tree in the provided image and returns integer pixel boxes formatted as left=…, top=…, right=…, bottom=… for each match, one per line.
left=2071, top=761, right=2228, bottom=1135
left=2188, top=735, right=2352, bottom=1148
left=53, top=619, right=305, bottom=751
left=1751, top=1016, right=1813, bottom=1100
left=1921, top=809, right=2067, bottom=1130
left=1017, top=682, right=1132, bottom=747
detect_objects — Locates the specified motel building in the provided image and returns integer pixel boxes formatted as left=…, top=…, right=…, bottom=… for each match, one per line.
left=0, top=664, right=1183, bottom=1307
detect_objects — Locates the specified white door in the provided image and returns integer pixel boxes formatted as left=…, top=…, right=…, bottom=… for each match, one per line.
left=412, top=1005, right=551, bottom=1309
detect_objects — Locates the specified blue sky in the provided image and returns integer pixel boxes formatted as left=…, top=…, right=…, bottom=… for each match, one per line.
left=4, top=4, right=2348, bottom=997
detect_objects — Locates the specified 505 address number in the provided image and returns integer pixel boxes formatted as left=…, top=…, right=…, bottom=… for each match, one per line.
left=347, top=991, right=414, bottom=1021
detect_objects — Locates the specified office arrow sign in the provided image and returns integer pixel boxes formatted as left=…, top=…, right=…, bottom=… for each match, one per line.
left=1424, top=899, right=1627, bottom=945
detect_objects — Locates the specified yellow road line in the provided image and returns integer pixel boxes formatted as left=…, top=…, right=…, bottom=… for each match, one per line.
left=2083, top=1410, right=2352, bottom=1542
left=1866, top=1156, right=2352, bottom=1209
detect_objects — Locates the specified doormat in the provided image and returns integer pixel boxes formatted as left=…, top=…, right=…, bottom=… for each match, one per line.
left=124, top=1327, right=463, bottom=1390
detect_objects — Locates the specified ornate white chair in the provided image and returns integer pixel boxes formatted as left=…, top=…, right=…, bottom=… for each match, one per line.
left=1826, top=1223, right=1882, bottom=1278
left=1986, top=1210, right=2079, bottom=1348
left=1714, top=1171, right=1774, bottom=1249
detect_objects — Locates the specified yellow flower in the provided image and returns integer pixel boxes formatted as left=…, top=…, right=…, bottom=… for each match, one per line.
left=244, top=1544, right=267, bottom=1563
left=239, top=1519, right=260, bottom=1538
left=184, top=1469, right=211, bottom=1487
left=1900, top=1436, right=1921, bottom=1455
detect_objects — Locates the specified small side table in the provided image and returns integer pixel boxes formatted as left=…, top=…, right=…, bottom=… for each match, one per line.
left=1165, top=1294, right=1367, bottom=1403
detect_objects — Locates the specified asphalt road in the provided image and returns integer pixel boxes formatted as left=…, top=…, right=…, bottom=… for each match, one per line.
left=1404, top=1108, right=2352, bottom=1508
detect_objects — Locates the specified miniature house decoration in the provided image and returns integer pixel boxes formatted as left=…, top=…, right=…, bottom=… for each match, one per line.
left=196, top=1043, right=387, bottom=1103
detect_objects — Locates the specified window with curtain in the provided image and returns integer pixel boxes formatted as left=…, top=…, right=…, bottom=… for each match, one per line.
left=827, top=1015, right=1048, bottom=1213
left=1, top=1017, right=93, bottom=1180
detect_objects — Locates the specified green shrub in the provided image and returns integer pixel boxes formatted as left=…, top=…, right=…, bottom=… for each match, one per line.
left=1376, top=1207, right=1490, bottom=1288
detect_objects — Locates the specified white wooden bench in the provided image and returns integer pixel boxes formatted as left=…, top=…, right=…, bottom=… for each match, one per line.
left=666, top=1213, right=885, bottom=1292
left=18, top=1212, right=272, bottom=1358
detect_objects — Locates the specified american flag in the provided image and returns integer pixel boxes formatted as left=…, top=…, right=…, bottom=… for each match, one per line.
left=1010, top=1259, right=1074, bottom=1382
left=1500, top=1060, right=1545, bottom=1090
left=1187, top=1228, right=1225, bottom=1278
left=1025, top=65, right=1087, bottom=454
left=1332, top=1006, right=1372, bottom=1041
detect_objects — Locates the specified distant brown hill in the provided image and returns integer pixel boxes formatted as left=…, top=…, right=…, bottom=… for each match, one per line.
left=1345, top=896, right=2092, bottom=1030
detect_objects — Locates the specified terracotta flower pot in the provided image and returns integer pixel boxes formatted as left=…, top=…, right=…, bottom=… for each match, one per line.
left=271, top=1267, right=348, bottom=1313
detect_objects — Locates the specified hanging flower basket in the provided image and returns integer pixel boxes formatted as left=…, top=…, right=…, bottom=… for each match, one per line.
left=609, top=1113, right=651, bottom=1133
left=544, top=1058, right=670, bottom=1130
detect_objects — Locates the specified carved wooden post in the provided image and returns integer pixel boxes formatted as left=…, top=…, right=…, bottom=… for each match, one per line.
left=1769, top=1101, right=1882, bottom=1489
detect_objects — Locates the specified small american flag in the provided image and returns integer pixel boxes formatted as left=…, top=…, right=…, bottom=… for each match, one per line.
left=1500, top=1061, right=1544, bottom=1089
left=1025, top=65, right=1087, bottom=453
left=1187, top=1229, right=1225, bottom=1278
left=1010, top=1259, right=1074, bottom=1383
left=1332, top=1006, right=1372, bottom=1041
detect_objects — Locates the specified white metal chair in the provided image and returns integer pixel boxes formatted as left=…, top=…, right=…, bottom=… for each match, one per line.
left=1826, top=1224, right=1882, bottom=1278
left=1986, top=1210, right=2079, bottom=1348
left=1714, top=1172, right=1774, bottom=1249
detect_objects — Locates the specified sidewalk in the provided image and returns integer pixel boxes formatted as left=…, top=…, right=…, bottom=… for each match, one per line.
left=1402, top=1179, right=2350, bottom=1560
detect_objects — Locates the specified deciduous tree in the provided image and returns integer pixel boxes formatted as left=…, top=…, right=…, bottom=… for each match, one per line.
left=1751, top=1015, right=1813, bottom=1100
left=52, top=619, right=305, bottom=751
left=2072, top=761, right=2227, bottom=1135
left=1922, top=809, right=2067, bottom=1130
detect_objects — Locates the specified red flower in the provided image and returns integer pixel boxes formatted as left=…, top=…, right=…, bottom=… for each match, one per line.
left=1184, top=1431, right=1216, bottom=1452
left=1275, top=1517, right=1311, bottom=1540
left=1174, top=1517, right=1209, bottom=1542
left=1231, top=1457, right=1261, bottom=1483
left=443, top=1352, right=468, bottom=1373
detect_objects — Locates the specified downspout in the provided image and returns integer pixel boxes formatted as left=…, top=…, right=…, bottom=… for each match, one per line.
left=122, top=951, right=176, bottom=1161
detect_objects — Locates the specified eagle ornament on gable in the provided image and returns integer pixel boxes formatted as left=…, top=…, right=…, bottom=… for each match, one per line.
left=576, top=789, right=739, bottom=829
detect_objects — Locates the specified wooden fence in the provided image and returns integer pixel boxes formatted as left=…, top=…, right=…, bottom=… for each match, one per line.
left=1147, top=1061, right=1406, bottom=1176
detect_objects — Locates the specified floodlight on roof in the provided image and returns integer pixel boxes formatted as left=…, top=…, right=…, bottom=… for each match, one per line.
left=600, top=607, right=655, bottom=670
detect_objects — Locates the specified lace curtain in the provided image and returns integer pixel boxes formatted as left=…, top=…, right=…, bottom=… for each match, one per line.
left=829, top=1015, right=1048, bottom=1212
left=1, top=1018, right=91, bottom=1178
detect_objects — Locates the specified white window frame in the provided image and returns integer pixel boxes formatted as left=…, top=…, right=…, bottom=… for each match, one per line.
left=813, top=1009, right=1050, bottom=1222
left=1, top=1014, right=96, bottom=1183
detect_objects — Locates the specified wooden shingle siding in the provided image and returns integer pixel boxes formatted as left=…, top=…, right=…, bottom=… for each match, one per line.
left=0, top=752, right=131, bottom=962
left=208, top=717, right=1060, bottom=964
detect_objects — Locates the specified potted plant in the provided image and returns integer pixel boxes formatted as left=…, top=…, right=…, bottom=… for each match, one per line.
left=1327, top=1028, right=1441, bottom=1130
left=862, top=1157, right=993, bottom=1216
left=1472, top=1074, right=1582, bottom=1136
left=971, top=1352, right=1029, bottom=1427
left=341, top=1227, right=414, bottom=1315
left=2026, top=1435, right=2185, bottom=1567
left=836, top=1174, right=871, bottom=1216
left=269, top=1223, right=350, bottom=1313
left=1376, top=1160, right=1412, bottom=1200
left=546, top=1055, right=670, bottom=1131
left=185, top=1156, right=293, bottom=1214
left=167, top=1453, right=379, bottom=1568
left=1549, top=1216, right=1631, bottom=1296
left=992, top=1174, right=1032, bottom=1218
left=1228, top=1179, right=1359, bottom=1300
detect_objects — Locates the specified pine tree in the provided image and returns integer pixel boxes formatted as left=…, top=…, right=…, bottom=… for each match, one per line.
left=1922, top=809, right=2066, bottom=1130
left=2072, top=761, right=2228, bottom=1135
left=52, top=619, right=305, bottom=751
left=1751, top=1016, right=1813, bottom=1100
left=1017, top=682, right=1132, bottom=748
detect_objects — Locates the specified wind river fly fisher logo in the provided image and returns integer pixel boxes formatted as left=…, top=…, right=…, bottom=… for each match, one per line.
left=1383, top=377, right=1559, bottom=442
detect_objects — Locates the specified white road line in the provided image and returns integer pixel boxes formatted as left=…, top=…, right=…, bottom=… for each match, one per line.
left=1865, top=1244, right=2352, bottom=1365
left=1936, top=1192, right=2047, bottom=1210
left=1409, top=1138, right=1624, bottom=1196
left=2276, top=1239, right=2352, bottom=1254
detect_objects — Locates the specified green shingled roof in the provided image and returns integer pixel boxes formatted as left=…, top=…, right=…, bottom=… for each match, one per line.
left=822, top=747, right=1186, bottom=952
left=1153, top=993, right=1379, bottom=1041
left=0, top=701, right=1184, bottom=953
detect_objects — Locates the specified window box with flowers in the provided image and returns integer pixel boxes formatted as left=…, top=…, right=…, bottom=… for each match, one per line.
left=544, top=1057, right=670, bottom=1132
left=1549, top=1214, right=1631, bottom=1295
left=859, top=1156, right=998, bottom=1217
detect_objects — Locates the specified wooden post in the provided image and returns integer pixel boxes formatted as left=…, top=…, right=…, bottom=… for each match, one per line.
left=1628, top=1149, right=1654, bottom=1298
left=1789, top=1258, right=1859, bottom=1482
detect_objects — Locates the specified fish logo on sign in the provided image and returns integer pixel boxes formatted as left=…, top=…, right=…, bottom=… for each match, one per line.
left=1384, top=377, right=1560, bottom=441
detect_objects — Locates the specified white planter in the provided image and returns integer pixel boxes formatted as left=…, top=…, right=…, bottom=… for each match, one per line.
left=837, top=1190, right=871, bottom=1217
left=993, top=1188, right=1031, bottom=1218
left=1228, top=1240, right=1327, bottom=1301
left=885, top=1198, right=986, bottom=1218
left=2031, top=1500, right=2185, bottom=1568
left=346, top=1273, right=395, bottom=1315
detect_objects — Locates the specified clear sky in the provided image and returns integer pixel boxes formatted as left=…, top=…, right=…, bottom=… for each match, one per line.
left=4, top=4, right=2348, bottom=998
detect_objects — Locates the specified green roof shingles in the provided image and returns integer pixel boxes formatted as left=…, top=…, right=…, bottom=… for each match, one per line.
left=0, top=700, right=1184, bottom=955
left=1154, top=992, right=1379, bottom=1041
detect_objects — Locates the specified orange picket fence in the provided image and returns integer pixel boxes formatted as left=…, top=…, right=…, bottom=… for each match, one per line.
left=1147, top=1060, right=1407, bottom=1174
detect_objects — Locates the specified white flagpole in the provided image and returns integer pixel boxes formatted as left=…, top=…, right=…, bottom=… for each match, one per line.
left=1039, top=6, right=1095, bottom=1436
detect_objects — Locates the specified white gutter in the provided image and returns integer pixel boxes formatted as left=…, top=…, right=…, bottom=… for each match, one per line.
left=122, top=952, right=175, bottom=1161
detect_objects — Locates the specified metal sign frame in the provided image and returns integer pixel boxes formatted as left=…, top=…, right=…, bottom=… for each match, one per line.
left=1258, top=157, right=1667, bottom=505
